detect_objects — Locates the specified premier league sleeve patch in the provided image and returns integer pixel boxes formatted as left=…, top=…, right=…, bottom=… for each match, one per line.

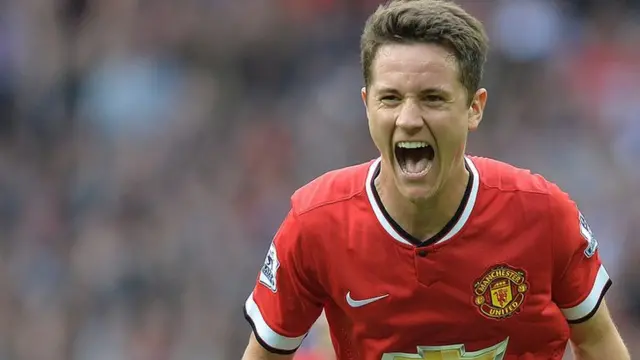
left=259, top=242, right=280, bottom=292
left=579, top=212, right=598, bottom=258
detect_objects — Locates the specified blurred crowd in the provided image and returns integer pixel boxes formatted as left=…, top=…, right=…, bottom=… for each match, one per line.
left=0, top=0, right=638, bottom=359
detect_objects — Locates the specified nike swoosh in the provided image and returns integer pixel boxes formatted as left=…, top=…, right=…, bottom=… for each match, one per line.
left=346, top=291, right=389, bottom=308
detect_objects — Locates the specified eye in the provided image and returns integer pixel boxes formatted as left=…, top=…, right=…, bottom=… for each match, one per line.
left=424, top=95, right=445, bottom=103
left=380, top=95, right=401, bottom=106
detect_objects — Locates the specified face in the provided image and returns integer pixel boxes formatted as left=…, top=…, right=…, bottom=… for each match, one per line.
left=362, top=42, right=486, bottom=202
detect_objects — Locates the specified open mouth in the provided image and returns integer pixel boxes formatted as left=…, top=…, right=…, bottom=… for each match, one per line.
left=394, top=141, right=435, bottom=176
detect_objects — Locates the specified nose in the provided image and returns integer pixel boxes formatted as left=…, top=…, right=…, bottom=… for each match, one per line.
left=395, top=100, right=424, bottom=134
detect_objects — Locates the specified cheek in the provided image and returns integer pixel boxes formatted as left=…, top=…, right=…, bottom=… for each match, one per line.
left=454, top=142, right=466, bottom=159
left=368, top=113, right=395, bottom=150
left=430, top=113, right=468, bottom=152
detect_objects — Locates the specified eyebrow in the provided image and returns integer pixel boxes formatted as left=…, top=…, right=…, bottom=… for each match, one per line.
left=375, top=86, right=450, bottom=95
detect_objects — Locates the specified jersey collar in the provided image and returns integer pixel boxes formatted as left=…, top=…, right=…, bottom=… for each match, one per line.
left=365, top=156, right=480, bottom=247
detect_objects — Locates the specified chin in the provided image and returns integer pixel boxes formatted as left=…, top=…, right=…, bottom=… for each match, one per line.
left=395, top=179, right=439, bottom=204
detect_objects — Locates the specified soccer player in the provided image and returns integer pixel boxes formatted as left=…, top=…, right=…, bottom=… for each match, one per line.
left=241, top=0, right=630, bottom=359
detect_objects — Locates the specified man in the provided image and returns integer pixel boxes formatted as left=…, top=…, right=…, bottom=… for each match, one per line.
left=241, top=0, right=630, bottom=359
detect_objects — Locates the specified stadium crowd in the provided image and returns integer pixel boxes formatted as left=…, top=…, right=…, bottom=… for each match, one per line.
left=0, top=0, right=637, bottom=359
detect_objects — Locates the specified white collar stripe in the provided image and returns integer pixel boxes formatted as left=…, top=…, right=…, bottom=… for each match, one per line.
left=365, top=157, right=480, bottom=246
left=365, top=158, right=413, bottom=245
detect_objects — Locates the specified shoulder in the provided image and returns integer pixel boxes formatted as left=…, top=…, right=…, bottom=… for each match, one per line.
left=274, top=161, right=373, bottom=273
left=470, top=155, right=576, bottom=218
left=470, top=156, right=552, bottom=195
left=290, top=160, right=373, bottom=216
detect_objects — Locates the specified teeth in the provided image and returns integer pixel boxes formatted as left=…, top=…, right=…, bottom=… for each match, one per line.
left=396, top=141, right=429, bottom=149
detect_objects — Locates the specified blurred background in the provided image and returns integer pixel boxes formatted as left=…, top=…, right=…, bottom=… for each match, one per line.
left=0, top=0, right=638, bottom=359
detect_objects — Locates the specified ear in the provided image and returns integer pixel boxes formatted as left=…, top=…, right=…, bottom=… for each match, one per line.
left=361, top=86, right=371, bottom=119
left=468, top=88, right=487, bottom=131
left=361, top=86, right=368, bottom=108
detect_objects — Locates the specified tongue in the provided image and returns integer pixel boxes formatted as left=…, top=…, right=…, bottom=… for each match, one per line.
left=404, top=157, right=430, bottom=174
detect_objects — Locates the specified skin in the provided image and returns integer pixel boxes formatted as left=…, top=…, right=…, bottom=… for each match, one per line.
left=362, top=42, right=486, bottom=240
left=241, top=42, right=629, bottom=360
left=242, top=333, right=293, bottom=360
left=242, top=42, right=488, bottom=360
left=569, top=301, right=630, bottom=360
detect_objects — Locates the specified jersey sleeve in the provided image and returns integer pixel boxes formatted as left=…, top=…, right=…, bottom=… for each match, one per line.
left=243, top=210, right=325, bottom=354
left=549, top=187, right=612, bottom=324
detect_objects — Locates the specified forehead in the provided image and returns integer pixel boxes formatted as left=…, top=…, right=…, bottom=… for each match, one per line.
left=370, top=43, right=461, bottom=92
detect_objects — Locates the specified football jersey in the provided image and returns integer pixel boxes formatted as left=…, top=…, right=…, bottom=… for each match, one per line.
left=244, top=156, right=611, bottom=360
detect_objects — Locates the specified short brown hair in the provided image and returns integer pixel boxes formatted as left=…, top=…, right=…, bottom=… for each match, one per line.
left=360, top=0, right=489, bottom=102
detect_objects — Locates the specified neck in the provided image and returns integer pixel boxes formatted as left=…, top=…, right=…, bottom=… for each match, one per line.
left=375, top=157, right=470, bottom=240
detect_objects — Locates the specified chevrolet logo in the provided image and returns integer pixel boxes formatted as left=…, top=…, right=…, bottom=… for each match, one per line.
left=381, top=338, right=508, bottom=360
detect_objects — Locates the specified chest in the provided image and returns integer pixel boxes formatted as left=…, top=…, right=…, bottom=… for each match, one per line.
left=319, top=230, right=568, bottom=352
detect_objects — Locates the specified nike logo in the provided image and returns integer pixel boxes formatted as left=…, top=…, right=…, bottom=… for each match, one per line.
left=346, top=291, right=389, bottom=308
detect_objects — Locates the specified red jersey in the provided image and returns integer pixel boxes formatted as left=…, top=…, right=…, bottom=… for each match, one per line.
left=244, top=156, right=611, bottom=360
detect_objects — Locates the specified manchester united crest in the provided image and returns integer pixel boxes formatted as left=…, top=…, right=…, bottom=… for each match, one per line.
left=473, top=265, right=528, bottom=319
